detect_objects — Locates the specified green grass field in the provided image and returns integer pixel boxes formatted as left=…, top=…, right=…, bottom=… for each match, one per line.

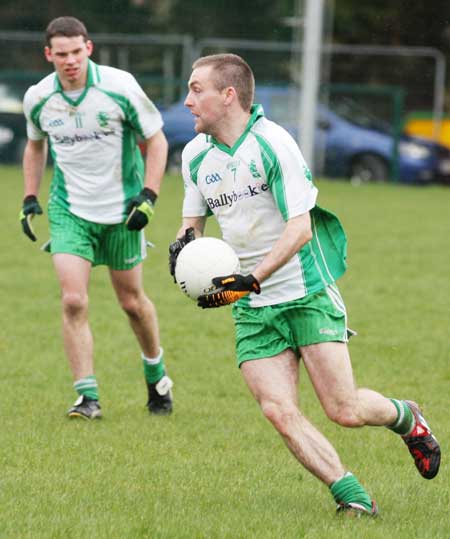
left=1, top=165, right=449, bottom=539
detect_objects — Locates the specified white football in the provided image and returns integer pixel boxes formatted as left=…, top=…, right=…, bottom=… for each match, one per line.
left=175, top=237, right=240, bottom=300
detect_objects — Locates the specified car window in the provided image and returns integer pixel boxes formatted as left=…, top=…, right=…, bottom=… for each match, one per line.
left=256, top=89, right=330, bottom=127
left=328, top=96, right=391, bottom=134
left=254, top=89, right=299, bottom=125
left=255, top=88, right=392, bottom=135
left=268, top=92, right=299, bottom=125
left=0, top=82, right=25, bottom=113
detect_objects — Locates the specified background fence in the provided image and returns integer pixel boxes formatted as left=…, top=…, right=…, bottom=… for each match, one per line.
left=0, top=31, right=447, bottom=181
left=0, top=31, right=445, bottom=117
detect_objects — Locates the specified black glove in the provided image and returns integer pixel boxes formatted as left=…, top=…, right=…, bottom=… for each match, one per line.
left=20, top=195, right=43, bottom=241
left=125, top=187, right=157, bottom=231
left=197, top=274, right=261, bottom=308
left=169, top=227, right=196, bottom=282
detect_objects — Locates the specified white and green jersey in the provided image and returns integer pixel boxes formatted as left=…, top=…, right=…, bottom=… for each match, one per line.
left=23, top=60, right=163, bottom=224
left=181, top=104, right=347, bottom=307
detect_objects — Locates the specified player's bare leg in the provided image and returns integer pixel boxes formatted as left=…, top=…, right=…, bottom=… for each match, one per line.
left=301, top=341, right=440, bottom=479
left=53, top=253, right=101, bottom=419
left=53, top=253, right=93, bottom=380
left=240, top=349, right=345, bottom=484
left=110, top=264, right=160, bottom=358
left=241, top=348, right=377, bottom=515
left=300, top=341, right=397, bottom=427
left=110, top=264, right=173, bottom=415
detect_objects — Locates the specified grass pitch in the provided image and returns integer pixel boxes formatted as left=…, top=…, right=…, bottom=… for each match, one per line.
left=0, top=165, right=449, bottom=538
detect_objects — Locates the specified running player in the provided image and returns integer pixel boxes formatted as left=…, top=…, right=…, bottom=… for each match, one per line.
left=169, top=53, right=440, bottom=515
left=20, top=16, right=173, bottom=418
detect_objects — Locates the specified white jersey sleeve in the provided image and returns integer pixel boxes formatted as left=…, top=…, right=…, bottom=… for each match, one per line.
left=181, top=136, right=211, bottom=217
left=253, top=119, right=317, bottom=220
left=177, top=106, right=346, bottom=306
left=21, top=62, right=164, bottom=224
left=23, top=85, right=47, bottom=141
left=116, top=71, right=163, bottom=140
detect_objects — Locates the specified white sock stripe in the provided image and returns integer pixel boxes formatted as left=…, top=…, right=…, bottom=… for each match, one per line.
left=73, top=377, right=98, bottom=389
left=390, top=399, right=405, bottom=428
left=142, top=347, right=163, bottom=365
left=74, top=382, right=98, bottom=389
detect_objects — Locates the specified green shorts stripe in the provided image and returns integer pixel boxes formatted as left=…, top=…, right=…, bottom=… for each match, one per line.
left=232, top=285, right=348, bottom=367
left=325, top=283, right=347, bottom=333
left=48, top=203, right=146, bottom=270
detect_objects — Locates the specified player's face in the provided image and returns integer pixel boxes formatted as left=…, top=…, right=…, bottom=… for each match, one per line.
left=45, top=36, right=93, bottom=90
left=185, top=66, right=228, bottom=137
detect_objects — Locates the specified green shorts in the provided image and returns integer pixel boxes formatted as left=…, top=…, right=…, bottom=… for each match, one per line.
left=48, top=203, right=146, bottom=270
left=232, top=284, right=348, bottom=367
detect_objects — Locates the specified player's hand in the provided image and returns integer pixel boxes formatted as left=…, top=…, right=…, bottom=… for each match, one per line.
left=125, top=187, right=157, bottom=231
left=168, top=227, right=196, bottom=282
left=20, top=195, right=43, bottom=242
left=197, top=274, right=261, bottom=308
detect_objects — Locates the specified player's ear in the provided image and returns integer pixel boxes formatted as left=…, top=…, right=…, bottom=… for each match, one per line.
left=223, top=86, right=236, bottom=107
left=86, top=40, right=94, bottom=57
left=44, top=46, right=52, bottom=63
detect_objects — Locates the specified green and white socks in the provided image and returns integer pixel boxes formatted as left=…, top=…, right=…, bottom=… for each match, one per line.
left=330, top=472, right=372, bottom=511
left=387, top=398, right=414, bottom=436
left=72, top=349, right=166, bottom=402
left=329, top=400, right=416, bottom=510
left=74, top=375, right=99, bottom=401
left=142, top=347, right=165, bottom=384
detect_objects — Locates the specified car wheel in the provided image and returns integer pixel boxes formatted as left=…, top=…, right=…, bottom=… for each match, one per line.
left=15, top=137, right=27, bottom=163
left=350, top=154, right=389, bottom=184
left=167, top=146, right=183, bottom=174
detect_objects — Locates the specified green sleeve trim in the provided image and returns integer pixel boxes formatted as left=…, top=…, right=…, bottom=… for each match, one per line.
left=48, top=138, right=70, bottom=209
left=99, top=88, right=146, bottom=139
left=298, top=206, right=347, bottom=294
left=90, top=85, right=145, bottom=216
left=253, top=132, right=288, bottom=220
left=188, top=146, right=213, bottom=185
left=30, top=93, right=56, bottom=133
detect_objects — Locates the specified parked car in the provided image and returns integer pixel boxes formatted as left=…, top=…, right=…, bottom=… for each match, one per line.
left=0, top=80, right=29, bottom=164
left=161, top=86, right=450, bottom=185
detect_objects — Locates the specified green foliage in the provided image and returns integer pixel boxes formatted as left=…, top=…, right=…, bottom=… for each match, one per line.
left=0, top=0, right=159, bottom=33
left=1, top=0, right=450, bottom=53
left=1, top=165, right=449, bottom=538
left=167, top=0, right=292, bottom=40
left=333, top=1, right=450, bottom=49
left=0, top=0, right=294, bottom=39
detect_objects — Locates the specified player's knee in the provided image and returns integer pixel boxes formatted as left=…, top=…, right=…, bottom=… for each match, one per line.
left=327, top=405, right=364, bottom=428
left=260, top=400, right=298, bottom=435
left=62, top=291, right=88, bottom=317
left=119, top=293, right=147, bottom=320
left=120, top=296, right=139, bottom=318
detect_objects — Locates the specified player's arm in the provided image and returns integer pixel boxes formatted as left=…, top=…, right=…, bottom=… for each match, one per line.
left=169, top=139, right=209, bottom=279
left=143, top=129, right=168, bottom=195
left=197, top=212, right=312, bottom=309
left=20, top=138, right=47, bottom=241
left=199, top=129, right=317, bottom=308
left=252, top=212, right=312, bottom=284
left=23, top=138, right=47, bottom=197
left=175, top=216, right=206, bottom=240
left=169, top=216, right=206, bottom=281
left=249, top=127, right=315, bottom=284
left=126, top=129, right=168, bottom=230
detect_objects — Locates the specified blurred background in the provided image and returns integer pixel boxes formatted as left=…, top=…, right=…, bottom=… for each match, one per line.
left=2, top=0, right=450, bottom=186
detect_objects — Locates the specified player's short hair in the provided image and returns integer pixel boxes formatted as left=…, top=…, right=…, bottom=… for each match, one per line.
left=45, top=17, right=89, bottom=47
left=192, top=54, right=255, bottom=112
